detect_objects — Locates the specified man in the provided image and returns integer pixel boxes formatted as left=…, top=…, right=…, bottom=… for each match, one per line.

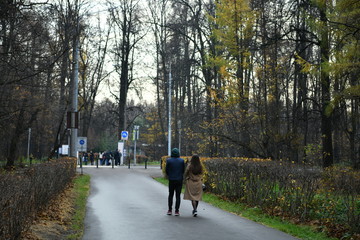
left=113, top=149, right=122, bottom=166
left=89, top=151, right=94, bottom=165
left=166, top=148, right=185, bottom=216
left=105, top=151, right=112, bottom=166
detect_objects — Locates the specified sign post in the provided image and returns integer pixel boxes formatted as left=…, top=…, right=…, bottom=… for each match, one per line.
left=121, top=131, right=128, bottom=140
left=133, top=125, right=139, bottom=166
left=121, top=131, right=129, bottom=168
left=77, top=137, right=87, bottom=152
left=77, top=137, right=87, bottom=174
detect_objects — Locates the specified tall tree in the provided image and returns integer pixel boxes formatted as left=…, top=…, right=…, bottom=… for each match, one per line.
left=109, top=0, right=144, bottom=136
left=47, top=0, right=86, bottom=159
left=316, top=0, right=333, bottom=168
left=0, top=1, right=52, bottom=165
left=79, top=16, right=112, bottom=137
left=147, top=0, right=170, bottom=152
left=329, top=0, right=360, bottom=168
left=208, top=0, right=256, bottom=156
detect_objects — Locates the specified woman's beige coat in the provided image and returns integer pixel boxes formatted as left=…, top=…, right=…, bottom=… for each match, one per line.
left=183, top=165, right=203, bottom=201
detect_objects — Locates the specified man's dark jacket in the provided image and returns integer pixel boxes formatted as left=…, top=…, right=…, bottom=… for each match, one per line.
left=166, top=157, right=185, bottom=181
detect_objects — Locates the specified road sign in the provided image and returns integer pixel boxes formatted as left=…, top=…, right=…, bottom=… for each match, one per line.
left=121, top=131, right=128, bottom=140
left=77, top=137, right=87, bottom=151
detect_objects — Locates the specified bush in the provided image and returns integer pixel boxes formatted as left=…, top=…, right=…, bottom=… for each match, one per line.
left=202, top=158, right=360, bottom=238
left=161, top=156, right=192, bottom=176
left=123, top=154, right=149, bottom=164
left=320, top=166, right=360, bottom=234
left=0, top=157, right=77, bottom=239
left=134, top=154, right=149, bottom=164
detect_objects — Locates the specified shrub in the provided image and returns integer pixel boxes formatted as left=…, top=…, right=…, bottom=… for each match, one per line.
left=320, top=166, right=360, bottom=233
left=0, top=157, right=77, bottom=239
left=123, top=154, right=149, bottom=164
left=135, top=154, right=149, bottom=164
left=201, top=158, right=360, bottom=238
left=161, top=156, right=191, bottom=177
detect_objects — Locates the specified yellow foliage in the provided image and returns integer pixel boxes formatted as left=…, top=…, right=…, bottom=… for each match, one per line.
left=294, top=52, right=317, bottom=73
left=207, top=0, right=257, bottom=108
left=160, top=156, right=271, bottom=182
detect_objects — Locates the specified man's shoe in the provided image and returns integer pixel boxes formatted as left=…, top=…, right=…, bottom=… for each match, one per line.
left=174, top=211, right=180, bottom=216
left=167, top=210, right=172, bottom=215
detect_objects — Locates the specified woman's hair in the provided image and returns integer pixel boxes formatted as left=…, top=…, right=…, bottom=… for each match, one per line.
left=189, top=155, right=203, bottom=175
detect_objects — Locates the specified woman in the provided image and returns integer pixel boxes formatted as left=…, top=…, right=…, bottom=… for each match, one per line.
left=184, top=155, right=204, bottom=217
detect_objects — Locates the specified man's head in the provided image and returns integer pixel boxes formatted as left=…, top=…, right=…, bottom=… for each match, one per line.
left=171, top=148, right=180, bottom=157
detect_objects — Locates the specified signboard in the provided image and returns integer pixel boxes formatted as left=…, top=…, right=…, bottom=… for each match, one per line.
left=121, top=131, right=128, bottom=140
left=77, top=137, right=87, bottom=152
left=60, top=145, right=69, bottom=155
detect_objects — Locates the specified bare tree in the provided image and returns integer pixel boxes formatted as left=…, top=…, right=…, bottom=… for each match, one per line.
left=0, top=1, right=53, bottom=165
left=78, top=16, right=112, bottom=137
left=108, top=0, right=145, bottom=135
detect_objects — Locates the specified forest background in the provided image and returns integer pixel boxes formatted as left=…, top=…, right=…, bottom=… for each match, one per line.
left=0, top=0, right=359, bottom=169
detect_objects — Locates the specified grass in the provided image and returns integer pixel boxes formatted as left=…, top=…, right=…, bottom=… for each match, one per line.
left=67, top=174, right=91, bottom=239
left=154, top=177, right=336, bottom=240
left=137, top=161, right=161, bottom=166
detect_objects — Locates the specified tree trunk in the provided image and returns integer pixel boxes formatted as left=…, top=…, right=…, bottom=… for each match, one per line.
left=319, top=3, right=333, bottom=168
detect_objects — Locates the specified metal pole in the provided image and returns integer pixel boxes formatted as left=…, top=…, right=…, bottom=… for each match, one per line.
left=57, top=134, right=60, bottom=159
left=127, top=142, right=130, bottom=169
left=178, top=120, right=181, bottom=153
left=168, top=66, right=172, bottom=156
left=134, top=125, right=139, bottom=166
left=27, top=128, right=31, bottom=164
left=70, top=27, right=79, bottom=158
left=134, top=139, right=137, bottom=166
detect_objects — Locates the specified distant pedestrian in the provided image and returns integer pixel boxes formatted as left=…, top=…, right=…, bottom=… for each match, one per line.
left=100, top=152, right=105, bottom=165
left=113, top=149, right=122, bottom=166
left=89, top=151, right=94, bottom=165
left=83, top=152, right=88, bottom=165
left=105, top=151, right=112, bottom=165
left=165, top=148, right=185, bottom=216
left=184, top=155, right=204, bottom=217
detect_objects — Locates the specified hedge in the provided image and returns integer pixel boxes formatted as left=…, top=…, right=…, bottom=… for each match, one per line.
left=0, top=157, right=77, bottom=239
left=161, top=156, right=360, bottom=237
left=203, top=158, right=360, bottom=238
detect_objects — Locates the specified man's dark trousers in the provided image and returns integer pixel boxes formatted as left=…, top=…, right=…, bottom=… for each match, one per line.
left=168, top=180, right=183, bottom=211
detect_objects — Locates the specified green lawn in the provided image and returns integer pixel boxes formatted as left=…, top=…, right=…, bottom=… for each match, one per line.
left=67, top=174, right=90, bottom=239
left=136, top=161, right=161, bottom=166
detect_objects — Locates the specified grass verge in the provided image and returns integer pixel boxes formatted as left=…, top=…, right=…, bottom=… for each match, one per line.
left=154, top=177, right=336, bottom=240
left=67, top=174, right=91, bottom=239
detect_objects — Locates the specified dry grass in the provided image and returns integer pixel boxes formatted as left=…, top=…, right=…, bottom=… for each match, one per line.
left=21, top=182, right=77, bottom=240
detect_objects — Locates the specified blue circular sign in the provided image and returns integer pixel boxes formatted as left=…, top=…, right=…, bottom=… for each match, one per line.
left=121, top=131, right=128, bottom=138
left=79, top=139, right=85, bottom=145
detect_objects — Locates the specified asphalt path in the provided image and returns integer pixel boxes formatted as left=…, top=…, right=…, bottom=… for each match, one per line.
left=80, top=165, right=298, bottom=240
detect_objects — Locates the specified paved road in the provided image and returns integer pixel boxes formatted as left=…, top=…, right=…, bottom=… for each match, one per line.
left=81, top=166, right=298, bottom=240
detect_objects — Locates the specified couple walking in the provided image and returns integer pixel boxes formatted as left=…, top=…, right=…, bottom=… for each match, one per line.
left=166, top=148, right=203, bottom=217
